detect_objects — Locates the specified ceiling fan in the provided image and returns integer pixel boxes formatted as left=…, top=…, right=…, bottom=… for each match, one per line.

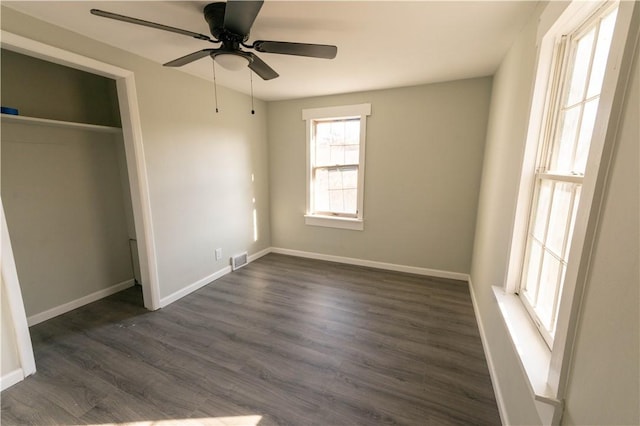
left=90, top=0, right=338, bottom=81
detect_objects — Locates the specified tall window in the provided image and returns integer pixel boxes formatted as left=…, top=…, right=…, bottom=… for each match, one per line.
left=312, top=118, right=360, bottom=216
left=302, top=104, right=371, bottom=230
left=519, top=4, right=618, bottom=347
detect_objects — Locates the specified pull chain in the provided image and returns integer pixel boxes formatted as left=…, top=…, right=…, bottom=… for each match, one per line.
left=212, top=61, right=219, bottom=113
left=250, top=70, right=255, bottom=115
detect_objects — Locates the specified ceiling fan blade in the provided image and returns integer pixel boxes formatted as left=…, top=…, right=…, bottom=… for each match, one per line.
left=90, top=9, right=216, bottom=42
left=223, top=0, right=264, bottom=37
left=252, top=41, right=337, bottom=59
left=164, top=49, right=218, bottom=67
left=247, top=52, right=279, bottom=80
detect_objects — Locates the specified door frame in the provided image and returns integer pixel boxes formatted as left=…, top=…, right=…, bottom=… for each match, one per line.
left=1, top=31, right=161, bottom=378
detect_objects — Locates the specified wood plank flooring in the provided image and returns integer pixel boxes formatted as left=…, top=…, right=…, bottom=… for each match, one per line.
left=1, top=253, right=500, bottom=425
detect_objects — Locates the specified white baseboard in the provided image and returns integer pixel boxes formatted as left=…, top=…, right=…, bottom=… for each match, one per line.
left=1, top=368, right=24, bottom=391
left=159, top=246, right=272, bottom=308
left=468, top=278, right=508, bottom=426
left=270, top=247, right=469, bottom=281
left=27, top=279, right=136, bottom=326
left=159, top=266, right=231, bottom=308
left=248, top=247, right=271, bottom=263
left=158, top=245, right=467, bottom=309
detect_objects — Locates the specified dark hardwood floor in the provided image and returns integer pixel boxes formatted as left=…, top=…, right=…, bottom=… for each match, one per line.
left=1, top=253, right=501, bottom=425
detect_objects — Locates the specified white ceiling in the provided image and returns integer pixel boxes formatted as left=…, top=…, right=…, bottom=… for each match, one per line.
left=3, top=1, right=538, bottom=101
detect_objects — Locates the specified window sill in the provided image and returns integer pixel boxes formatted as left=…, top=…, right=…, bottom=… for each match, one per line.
left=492, top=286, right=563, bottom=423
left=304, top=214, right=364, bottom=231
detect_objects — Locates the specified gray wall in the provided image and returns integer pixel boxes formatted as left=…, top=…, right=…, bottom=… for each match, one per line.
left=1, top=50, right=135, bottom=318
left=1, top=124, right=134, bottom=317
left=268, top=78, right=491, bottom=274
left=469, top=5, right=543, bottom=422
left=1, top=6, right=271, bottom=305
left=470, top=2, right=639, bottom=425
left=1, top=49, right=121, bottom=127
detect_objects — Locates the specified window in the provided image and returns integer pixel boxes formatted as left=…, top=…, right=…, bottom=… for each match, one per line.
left=495, top=0, right=637, bottom=423
left=519, top=4, right=618, bottom=347
left=302, top=104, right=371, bottom=230
left=312, top=119, right=360, bottom=216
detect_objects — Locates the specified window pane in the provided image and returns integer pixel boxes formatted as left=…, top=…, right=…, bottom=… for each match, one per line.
left=310, top=116, right=362, bottom=216
left=550, top=106, right=580, bottom=172
left=315, top=119, right=361, bottom=167
left=328, top=168, right=343, bottom=189
left=546, top=182, right=573, bottom=257
left=329, top=144, right=345, bottom=165
left=315, top=166, right=358, bottom=215
left=565, top=186, right=582, bottom=258
left=315, top=167, right=329, bottom=188
left=344, top=144, right=359, bottom=164
left=566, top=28, right=595, bottom=106
left=536, top=251, right=562, bottom=329
left=573, top=99, right=599, bottom=174
left=325, top=167, right=357, bottom=190
left=315, top=192, right=330, bottom=212
left=315, top=121, right=332, bottom=166
left=314, top=168, right=330, bottom=211
left=532, top=180, right=553, bottom=241
left=523, top=239, right=543, bottom=300
left=332, top=120, right=348, bottom=145
left=549, top=264, right=568, bottom=337
left=315, top=168, right=329, bottom=190
left=315, top=143, right=330, bottom=166
left=329, top=189, right=344, bottom=212
left=587, top=9, right=618, bottom=98
left=342, top=168, right=358, bottom=189
left=315, top=122, right=332, bottom=145
left=343, top=189, right=357, bottom=213
left=345, top=119, right=360, bottom=145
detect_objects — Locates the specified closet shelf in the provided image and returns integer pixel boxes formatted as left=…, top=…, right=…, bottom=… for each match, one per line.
left=1, top=113, right=122, bottom=134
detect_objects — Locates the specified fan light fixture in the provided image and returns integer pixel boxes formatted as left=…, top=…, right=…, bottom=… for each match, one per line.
left=214, top=53, right=249, bottom=71
left=90, top=1, right=338, bottom=113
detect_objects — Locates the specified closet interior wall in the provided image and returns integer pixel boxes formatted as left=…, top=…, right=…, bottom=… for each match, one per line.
left=0, top=49, right=140, bottom=321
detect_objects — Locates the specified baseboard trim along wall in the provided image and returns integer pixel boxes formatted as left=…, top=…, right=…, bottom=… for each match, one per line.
left=159, top=266, right=231, bottom=308
left=468, top=278, right=508, bottom=426
left=1, top=368, right=24, bottom=391
left=270, top=247, right=470, bottom=281
left=29, top=247, right=471, bottom=320
left=156, top=245, right=470, bottom=310
left=159, top=247, right=272, bottom=308
left=27, top=278, right=136, bottom=327
left=248, top=247, right=272, bottom=263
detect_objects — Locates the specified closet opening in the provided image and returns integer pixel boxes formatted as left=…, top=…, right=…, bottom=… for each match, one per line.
left=1, top=32, right=160, bottom=355
left=1, top=48, right=146, bottom=324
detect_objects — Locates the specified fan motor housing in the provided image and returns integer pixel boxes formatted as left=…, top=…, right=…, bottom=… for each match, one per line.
left=204, top=2, right=247, bottom=42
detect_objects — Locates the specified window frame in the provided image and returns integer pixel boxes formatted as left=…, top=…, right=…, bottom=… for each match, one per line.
left=302, top=103, right=371, bottom=231
left=518, top=4, right=619, bottom=348
left=496, top=1, right=638, bottom=424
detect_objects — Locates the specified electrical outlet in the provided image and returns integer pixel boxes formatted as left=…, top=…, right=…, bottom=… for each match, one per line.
left=215, top=248, right=222, bottom=260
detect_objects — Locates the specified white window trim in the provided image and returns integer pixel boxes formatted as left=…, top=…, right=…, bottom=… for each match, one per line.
left=498, top=1, right=639, bottom=424
left=303, top=214, right=364, bottom=231
left=302, top=103, right=371, bottom=230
